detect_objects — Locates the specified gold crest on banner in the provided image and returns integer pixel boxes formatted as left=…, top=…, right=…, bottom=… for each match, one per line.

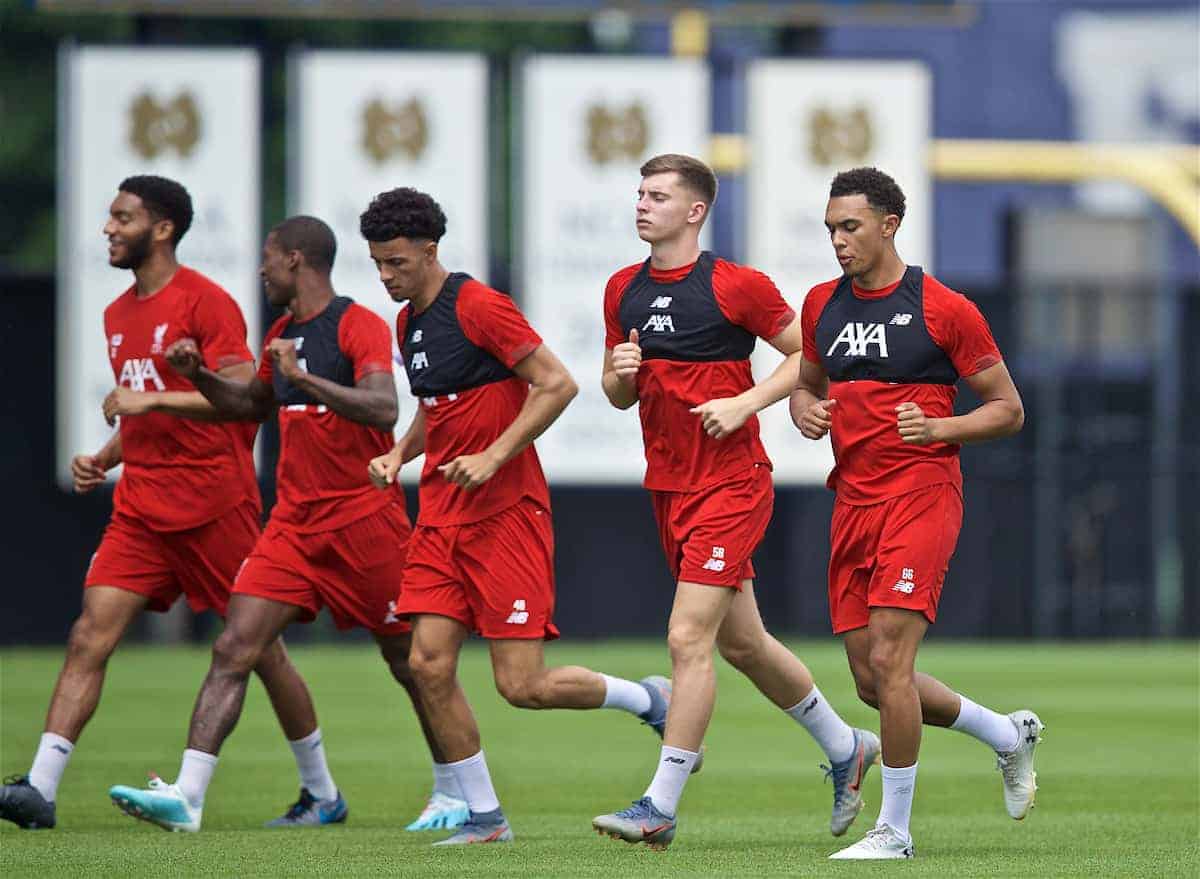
left=362, top=97, right=428, bottom=163
left=128, top=92, right=201, bottom=160
left=586, top=102, right=649, bottom=164
left=808, top=106, right=873, bottom=166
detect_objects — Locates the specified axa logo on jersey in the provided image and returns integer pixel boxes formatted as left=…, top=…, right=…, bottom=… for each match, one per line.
left=411, top=351, right=430, bottom=370
left=643, top=314, right=675, bottom=333
left=826, top=322, right=889, bottom=358
left=118, top=358, right=165, bottom=392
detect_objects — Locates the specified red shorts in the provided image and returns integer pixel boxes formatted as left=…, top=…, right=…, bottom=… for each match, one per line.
left=828, top=483, right=963, bottom=634
left=650, top=464, right=773, bottom=588
left=85, top=501, right=260, bottom=616
left=233, top=499, right=411, bottom=635
left=398, top=498, right=559, bottom=641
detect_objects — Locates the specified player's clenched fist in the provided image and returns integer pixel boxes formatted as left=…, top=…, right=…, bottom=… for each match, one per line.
left=438, top=451, right=500, bottom=491
left=690, top=397, right=754, bottom=440
left=798, top=398, right=837, bottom=440
left=71, top=454, right=107, bottom=494
left=368, top=449, right=402, bottom=489
left=267, top=338, right=303, bottom=381
left=896, top=401, right=937, bottom=445
left=611, top=328, right=642, bottom=381
left=165, top=337, right=202, bottom=379
left=103, top=386, right=156, bottom=426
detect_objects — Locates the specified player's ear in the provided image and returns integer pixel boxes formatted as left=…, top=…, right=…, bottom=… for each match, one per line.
left=153, top=217, right=175, bottom=245
left=688, top=200, right=708, bottom=226
left=424, top=240, right=438, bottom=264
left=881, top=213, right=900, bottom=239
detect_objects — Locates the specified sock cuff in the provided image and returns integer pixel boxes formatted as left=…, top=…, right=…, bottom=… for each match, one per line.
left=783, top=685, right=823, bottom=716
left=40, top=732, right=74, bottom=752
left=182, top=748, right=219, bottom=767
left=289, top=728, right=323, bottom=748
left=446, top=750, right=486, bottom=770
left=880, top=761, right=918, bottom=776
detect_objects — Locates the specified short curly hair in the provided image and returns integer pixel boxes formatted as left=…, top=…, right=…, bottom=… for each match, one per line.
left=829, top=167, right=906, bottom=224
left=359, top=188, right=447, bottom=243
left=272, top=215, right=337, bottom=273
left=119, top=175, right=194, bottom=245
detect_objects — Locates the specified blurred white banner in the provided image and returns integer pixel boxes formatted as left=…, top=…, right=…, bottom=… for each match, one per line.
left=747, top=59, right=932, bottom=484
left=519, top=55, right=710, bottom=484
left=289, top=50, right=489, bottom=339
left=57, top=45, right=261, bottom=487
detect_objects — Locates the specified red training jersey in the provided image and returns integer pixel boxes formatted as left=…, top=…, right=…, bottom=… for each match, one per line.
left=801, top=268, right=1002, bottom=505
left=259, top=298, right=401, bottom=532
left=604, top=253, right=795, bottom=492
left=104, top=266, right=259, bottom=531
left=397, top=276, right=550, bottom=526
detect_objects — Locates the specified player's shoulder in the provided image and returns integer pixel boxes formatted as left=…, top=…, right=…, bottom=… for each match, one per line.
left=103, top=283, right=138, bottom=319
left=711, top=255, right=774, bottom=284
left=457, top=277, right=521, bottom=316
left=175, top=265, right=233, bottom=299
left=341, top=299, right=388, bottom=330
left=803, top=277, right=842, bottom=310
left=605, top=261, right=644, bottom=295
left=263, top=312, right=292, bottom=343
left=921, top=271, right=983, bottom=315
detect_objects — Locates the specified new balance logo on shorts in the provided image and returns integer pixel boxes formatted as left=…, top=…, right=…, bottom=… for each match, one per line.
left=384, top=600, right=400, bottom=625
left=702, top=546, right=726, bottom=573
left=505, top=599, right=529, bottom=625
left=892, top=567, right=916, bottom=594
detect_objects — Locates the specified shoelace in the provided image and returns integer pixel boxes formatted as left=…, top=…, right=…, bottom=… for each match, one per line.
left=821, top=762, right=855, bottom=807
left=995, top=752, right=1023, bottom=784
left=861, top=826, right=901, bottom=848
left=615, top=798, right=654, bottom=820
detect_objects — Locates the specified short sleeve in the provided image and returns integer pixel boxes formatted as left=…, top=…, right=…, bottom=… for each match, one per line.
left=926, top=286, right=1002, bottom=378
left=604, top=263, right=641, bottom=349
left=192, top=289, right=254, bottom=371
left=395, top=307, right=410, bottom=351
left=457, top=281, right=543, bottom=369
left=800, top=287, right=822, bottom=366
left=256, top=319, right=287, bottom=385
left=338, top=304, right=394, bottom=382
left=712, top=261, right=796, bottom=340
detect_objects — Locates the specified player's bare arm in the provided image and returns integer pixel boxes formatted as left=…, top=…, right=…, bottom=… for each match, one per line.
left=368, top=406, right=426, bottom=489
left=101, top=361, right=255, bottom=426
left=691, top=317, right=806, bottom=440
left=438, top=344, right=577, bottom=490
left=167, top=337, right=276, bottom=422
left=790, top=358, right=837, bottom=441
left=268, top=337, right=398, bottom=431
left=601, top=329, right=641, bottom=409
left=71, top=431, right=123, bottom=494
left=896, top=360, right=1024, bottom=446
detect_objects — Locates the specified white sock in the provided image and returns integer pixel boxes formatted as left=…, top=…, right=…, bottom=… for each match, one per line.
left=288, top=728, right=338, bottom=801
left=601, top=674, right=653, bottom=716
left=446, top=751, right=501, bottom=814
left=28, top=732, right=74, bottom=802
left=951, top=694, right=1019, bottom=751
left=432, top=761, right=465, bottom=800
left=784, top=685, right=856, bottom=763
left=876, top=762, right=918, bottom=841
left=176, top=749, right=218, bottom=809
left=643, top=745, right=699, bottom=817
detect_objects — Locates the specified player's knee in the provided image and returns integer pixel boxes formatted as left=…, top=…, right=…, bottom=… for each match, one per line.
left=866, top=640, right=910, bottom=687
left=716, top=633, right=762, bottom=671
left=380, top=648, right=416, bottom=688
left=408, top=645, right=454, bottom=690
left=65, top=613, right=119, bottom=668
left=854, top=679, right=879, bottom=708
left=211, top=630, right=263, bottom=677
left=667, top=622, right=712, bottom=666
left=494, top=673, right=544, bottom=710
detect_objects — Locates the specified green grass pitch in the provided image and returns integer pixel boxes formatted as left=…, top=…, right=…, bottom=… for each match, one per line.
left=2, top=640, right=1197, bottom=877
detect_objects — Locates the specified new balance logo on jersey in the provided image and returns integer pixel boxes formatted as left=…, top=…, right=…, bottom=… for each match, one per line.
left=505, top=599, right=529, bottom=625
left=643, top=314, right=675, bottom=333
left=118, top=358, right=165, bottom=392
left=411, top=329, right=423, bottom=343
left=150, top=322, right=169, bottom=354
left=650, top=296, right=673, bottom=309
left=889, top=313, right=913, bottom=326
left=826, top=322, right=889, bottom=358
left=892, top=567, right=916, bottom=594
left=411, top=351, right=430, bottom=370
left=702, top=545, right=727, bottom=572
left=109, top=334, right=123, bottom=359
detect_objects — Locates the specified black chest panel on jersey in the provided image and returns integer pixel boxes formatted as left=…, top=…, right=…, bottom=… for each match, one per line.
left=617, top=251, right=756, bottom=363
left=814, top=266, right=958, bottom=385
left=273, top=296, right=356, bottom=405
left=401, top=273, right=515, bottom=398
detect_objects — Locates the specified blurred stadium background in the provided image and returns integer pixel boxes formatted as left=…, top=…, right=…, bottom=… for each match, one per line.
left=1, top=0, right=1197, bottom=651
left=2, top=2, right=1198, bottom=874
